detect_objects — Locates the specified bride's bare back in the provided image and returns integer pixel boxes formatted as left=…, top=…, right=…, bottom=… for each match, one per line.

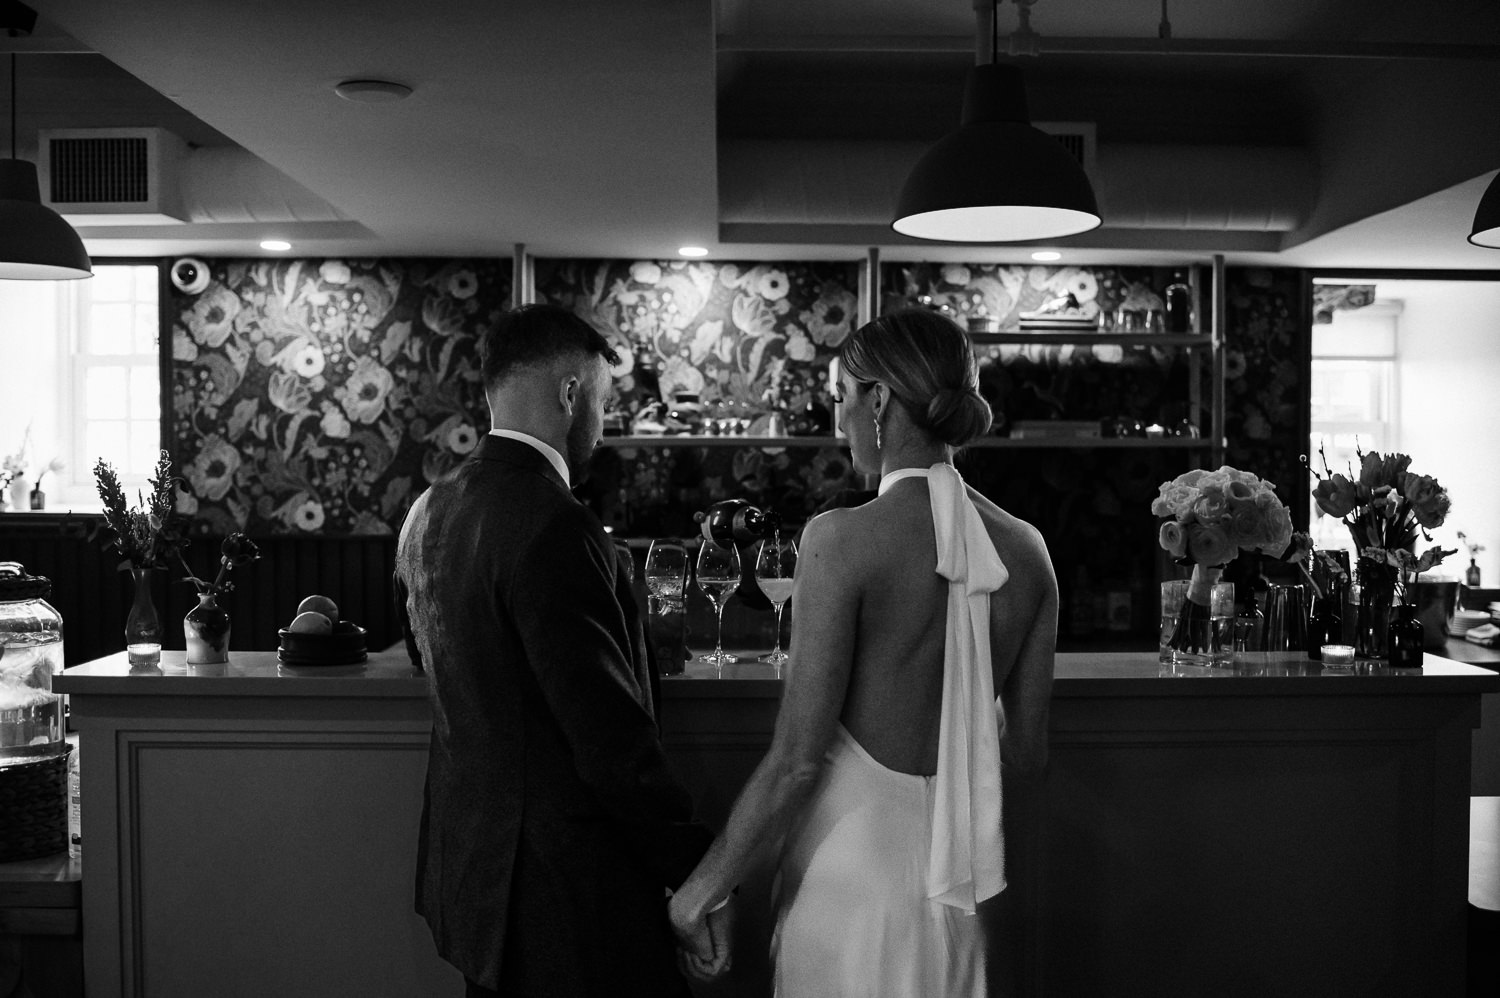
left=792, top=476, right=1057, bottom=777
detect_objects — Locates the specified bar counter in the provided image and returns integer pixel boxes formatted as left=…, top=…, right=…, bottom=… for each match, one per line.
left=55, top=649, right=1500, bottom=998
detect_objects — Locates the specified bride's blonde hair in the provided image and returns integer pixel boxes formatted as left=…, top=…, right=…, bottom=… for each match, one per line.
left=838, top=308, right=993, bottom=448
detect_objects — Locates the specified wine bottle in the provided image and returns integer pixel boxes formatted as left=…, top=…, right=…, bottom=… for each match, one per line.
left=694, top=499, right=781, bottom=547
left=1164, top=270, right=1192, bottom=333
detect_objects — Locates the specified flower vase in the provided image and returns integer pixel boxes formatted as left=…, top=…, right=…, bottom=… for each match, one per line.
left=8, top=474, right=28, bottom=511
left=1159, top=565, right=1235, bottom=666
left=1354, top=558, right=1397, bottom=660
left=184, top=593, right=230, bottom=665
left=1387, top=602, right=1424, bottom=669
left=124, top=568, right=163, bottom=667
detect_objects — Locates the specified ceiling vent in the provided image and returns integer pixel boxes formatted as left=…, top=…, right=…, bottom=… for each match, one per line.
left=38, top=127, right=188, bottom=225
left=1034, top=122, right=1097, bottom=177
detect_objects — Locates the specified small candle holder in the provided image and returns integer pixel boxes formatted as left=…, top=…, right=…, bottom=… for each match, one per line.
left=1321, top=644, right=1355, bottom=668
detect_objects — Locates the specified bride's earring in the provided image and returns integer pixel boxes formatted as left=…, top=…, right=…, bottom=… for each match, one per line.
left=872, top=399, right=883, bottom=452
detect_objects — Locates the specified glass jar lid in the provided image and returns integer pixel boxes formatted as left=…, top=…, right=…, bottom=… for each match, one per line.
left=0, top=562, right=52, bottom=602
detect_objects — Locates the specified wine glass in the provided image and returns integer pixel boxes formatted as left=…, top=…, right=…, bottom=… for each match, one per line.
left=644, top=540, right=687, bottom=602
left=696, top=538, right=741, bottom=672
left=754, top=535, right=797, bottom=670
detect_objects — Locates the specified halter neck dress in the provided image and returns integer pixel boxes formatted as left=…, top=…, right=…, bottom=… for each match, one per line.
left=770, top=463, right=1009, bottom=998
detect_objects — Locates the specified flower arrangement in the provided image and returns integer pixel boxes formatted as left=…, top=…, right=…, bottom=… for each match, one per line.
left=1308, top=444, right=1454, bottom=603
left=1458, top=531, right=1485, bottom=560
left=1152, top=466, right=1307, bottom=657
left=93, top=452, right=185, bottom=571
left=2, top=425, right=30, bottom=491
left=177, top=533, right=261, bottom=599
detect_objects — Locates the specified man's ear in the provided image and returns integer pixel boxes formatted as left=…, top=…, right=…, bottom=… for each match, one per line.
left=560, top=375, right=580, bottom=416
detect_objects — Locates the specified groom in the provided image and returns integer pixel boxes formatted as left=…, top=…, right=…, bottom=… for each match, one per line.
left=395, top=304, right=720, bottom=996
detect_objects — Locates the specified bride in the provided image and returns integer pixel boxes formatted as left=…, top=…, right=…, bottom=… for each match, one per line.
left=668, top=307, right=1058, bottom=996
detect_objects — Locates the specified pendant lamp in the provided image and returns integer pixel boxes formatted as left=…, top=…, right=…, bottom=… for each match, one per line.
left=1468, top=171, right=1500, bottom=249
left=892, top=0, right=1100, bottom=243
left=0, top=54, right=91, bottom=280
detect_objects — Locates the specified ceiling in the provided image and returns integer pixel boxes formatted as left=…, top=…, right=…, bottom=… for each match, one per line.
left=9, top=0, right=1500, bottom=269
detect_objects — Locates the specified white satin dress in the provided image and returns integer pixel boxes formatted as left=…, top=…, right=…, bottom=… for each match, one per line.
left=770, top=464, right=1010, bottom=998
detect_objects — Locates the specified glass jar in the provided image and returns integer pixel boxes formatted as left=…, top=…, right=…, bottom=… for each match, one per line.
left=0, top=562, right=66, bottom=765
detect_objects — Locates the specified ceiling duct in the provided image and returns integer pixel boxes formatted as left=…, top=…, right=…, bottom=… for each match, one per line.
left=37, top=128, right=345, bottom=227
left=39, top=127, right=188, bottom=225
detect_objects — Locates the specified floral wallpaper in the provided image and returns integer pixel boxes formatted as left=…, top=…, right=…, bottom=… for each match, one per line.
left=537, top=259, right=862, bottom=534
left=170, top=258, right=509, bottom=536
left=1223, top=266, right=1311, bottom=527
left=164, top=252, right=1308, bottom=595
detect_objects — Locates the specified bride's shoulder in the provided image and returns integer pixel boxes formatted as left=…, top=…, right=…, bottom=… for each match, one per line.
left=966, top=487, right=1052, bottom=567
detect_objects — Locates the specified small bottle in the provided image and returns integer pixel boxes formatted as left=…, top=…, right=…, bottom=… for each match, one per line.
left=67, top=746, right=81, bottom=859
left=1306, top=593, right=1334, bottom=660
left=1164, top=271, right=1192, bottom=333
left=1467, top=558, right=1482, bottom=587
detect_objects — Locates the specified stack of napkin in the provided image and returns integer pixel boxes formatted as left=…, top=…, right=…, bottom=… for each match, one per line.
left=1464, top=623, right=1500, bottom=647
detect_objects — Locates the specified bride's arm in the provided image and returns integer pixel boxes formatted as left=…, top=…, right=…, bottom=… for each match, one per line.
left=669, top=510, right=859, bottom=925
left=999, top=532, right=1058, bottom=775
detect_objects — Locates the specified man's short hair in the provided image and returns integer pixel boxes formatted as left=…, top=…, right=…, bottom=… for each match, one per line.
left=479, top=304, right=620, bottom=389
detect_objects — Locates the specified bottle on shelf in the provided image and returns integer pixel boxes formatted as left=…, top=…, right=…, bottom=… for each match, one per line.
left=1164, top=270, right=1192, bottom=333
left=1467, top=558, right=1482, bottom=587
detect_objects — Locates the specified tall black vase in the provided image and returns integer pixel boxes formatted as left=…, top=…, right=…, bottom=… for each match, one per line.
left=1387, top=602, right=1424, bottom=669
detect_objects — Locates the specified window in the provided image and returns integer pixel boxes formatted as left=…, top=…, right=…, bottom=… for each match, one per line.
left=0, top=262, right=162, bottom=511
left=73, top=266, right=163, bottom=485
left=1308, top=290, right=1398, bottom=553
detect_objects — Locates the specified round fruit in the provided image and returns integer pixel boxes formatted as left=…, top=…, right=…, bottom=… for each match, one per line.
left=288, top=611, right=333, bottom=635
left=296, top=594, right=339, bottom=622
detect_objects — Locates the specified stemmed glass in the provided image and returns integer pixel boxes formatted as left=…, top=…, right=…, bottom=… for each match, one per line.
left=755, top=535, right=797, bottom=670
left=696, top=538, right=741, bottom=672
left=644, top=540, right=687, bottom=602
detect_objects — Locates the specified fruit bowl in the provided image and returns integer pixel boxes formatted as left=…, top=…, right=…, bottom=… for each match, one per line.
left=277, top=621, right=368, bottom=666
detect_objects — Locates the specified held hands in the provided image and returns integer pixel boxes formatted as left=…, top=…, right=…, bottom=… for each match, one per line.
left=668, top=892, right=734, bottom=983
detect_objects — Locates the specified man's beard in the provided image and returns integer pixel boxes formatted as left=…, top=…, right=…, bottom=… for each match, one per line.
left=565, top=412, right=596, bottom=487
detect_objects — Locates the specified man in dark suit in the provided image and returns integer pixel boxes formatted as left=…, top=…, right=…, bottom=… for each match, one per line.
left=395, top=304, right=725, bottom=997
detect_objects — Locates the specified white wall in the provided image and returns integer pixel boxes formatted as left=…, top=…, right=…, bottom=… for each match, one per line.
left=1389, top=279, right=1500, bottom=584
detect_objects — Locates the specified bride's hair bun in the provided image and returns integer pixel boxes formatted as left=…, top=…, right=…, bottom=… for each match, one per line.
left=838, top=307, right=996, bottom=450
left=925, top=387, right=993, bottom=448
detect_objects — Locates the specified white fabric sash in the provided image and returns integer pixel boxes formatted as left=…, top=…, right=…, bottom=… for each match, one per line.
left=878, top=463, right=1009, bottom=913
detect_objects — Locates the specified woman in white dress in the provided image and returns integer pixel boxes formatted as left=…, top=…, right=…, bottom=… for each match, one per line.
left=668, top=308, right=1058, bottom=996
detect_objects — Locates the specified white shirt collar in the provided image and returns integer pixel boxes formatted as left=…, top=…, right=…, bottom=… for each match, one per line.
left=488, top=428, right=570, bottom=488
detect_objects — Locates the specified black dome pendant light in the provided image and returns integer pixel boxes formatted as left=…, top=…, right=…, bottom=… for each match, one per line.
left=0, top=9, right=93, bottom=281
left=892, top=0, right=1101, bottom=243
left=1468, top=170, right=1500, bottom=248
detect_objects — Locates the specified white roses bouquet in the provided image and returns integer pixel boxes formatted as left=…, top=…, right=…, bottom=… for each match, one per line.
left=1153, top=466, right=1308, bottom=657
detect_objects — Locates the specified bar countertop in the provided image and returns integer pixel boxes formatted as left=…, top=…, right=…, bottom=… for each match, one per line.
left=55, top=647, right=1500, bottom=699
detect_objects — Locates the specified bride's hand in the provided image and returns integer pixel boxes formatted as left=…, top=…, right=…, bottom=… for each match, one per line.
left=669, top=892, right=733, bottom=981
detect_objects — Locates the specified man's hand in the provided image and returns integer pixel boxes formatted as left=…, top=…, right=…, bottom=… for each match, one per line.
left=668, top=893, right=733, bottom=983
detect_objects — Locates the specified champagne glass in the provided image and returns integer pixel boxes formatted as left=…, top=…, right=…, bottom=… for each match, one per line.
left=754, top=535, right=796, bottom=669
left=696, top=538, right=741, bottom=671
left=644, top=540, right=687, bottom=602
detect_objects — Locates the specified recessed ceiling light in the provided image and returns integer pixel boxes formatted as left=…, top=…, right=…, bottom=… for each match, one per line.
left=1031, top=250, right=1062, bottom=262
left=260, top=240, right=291, bottom=252
left=334, top=79, right=413, bottom=104
left=678, top=246, right=709, bottom=258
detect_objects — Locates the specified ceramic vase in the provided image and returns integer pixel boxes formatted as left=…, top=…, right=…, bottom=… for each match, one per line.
left=184, top=593, right=230, bottom=665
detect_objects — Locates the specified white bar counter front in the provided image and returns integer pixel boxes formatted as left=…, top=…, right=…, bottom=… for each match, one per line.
left=55, top=648, right=1500, bottom=998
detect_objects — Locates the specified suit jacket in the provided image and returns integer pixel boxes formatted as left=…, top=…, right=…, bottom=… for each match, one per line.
left=394, top=435, right=713, bottom=994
